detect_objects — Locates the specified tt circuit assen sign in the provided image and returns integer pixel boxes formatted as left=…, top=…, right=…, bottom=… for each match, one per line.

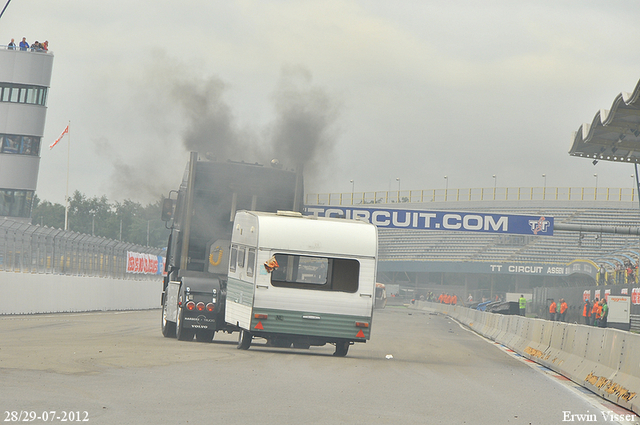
left=305, top=206, right=553, bottom=236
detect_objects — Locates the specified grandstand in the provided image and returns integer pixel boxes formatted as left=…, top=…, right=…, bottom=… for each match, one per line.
left=379, top=204, right=640, bottom=264
left=305, top=189, right=640, bottom=298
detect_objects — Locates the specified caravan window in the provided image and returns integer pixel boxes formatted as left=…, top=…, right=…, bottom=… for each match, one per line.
left=229, top=245, right=237, bottom=272
left=237, top=247, right=245, bottom=268
left=270, top=254, right=359, bottom=293
left=246, top=249, right=256, bottom=277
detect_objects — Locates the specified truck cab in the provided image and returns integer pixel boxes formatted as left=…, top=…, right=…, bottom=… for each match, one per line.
left=161, top=152, right=303, bottom=341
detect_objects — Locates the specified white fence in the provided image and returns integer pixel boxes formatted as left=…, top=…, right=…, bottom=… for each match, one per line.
left=0, top=273, right=160, bottom=315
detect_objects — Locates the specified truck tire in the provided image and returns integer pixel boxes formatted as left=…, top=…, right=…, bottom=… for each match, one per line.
left=161, top=295, right=176, bottom=338
left=176, top=306, right=194, bottom=341
left=237, top=330, right=252, bottom=350
left=333, top=341, right=349, bottom=357
left=195, top=330, right=214, bottom=342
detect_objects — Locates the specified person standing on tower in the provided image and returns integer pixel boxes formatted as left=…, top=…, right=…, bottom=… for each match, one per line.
left=19, top=37, right=28, bottom=51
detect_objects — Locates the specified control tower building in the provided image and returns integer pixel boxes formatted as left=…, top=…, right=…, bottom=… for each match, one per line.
left=0, top=44, right=54, bottom=221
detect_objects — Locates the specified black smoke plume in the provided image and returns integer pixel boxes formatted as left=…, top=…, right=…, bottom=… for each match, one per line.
left=100, top=53, right=340, bottom=201
left=269, top=66, right=340, bottom=178
left=166, top=59, right=340, bottom=177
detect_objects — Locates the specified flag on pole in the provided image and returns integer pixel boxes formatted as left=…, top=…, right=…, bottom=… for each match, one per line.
left=49, top=125, right=69, bottom=149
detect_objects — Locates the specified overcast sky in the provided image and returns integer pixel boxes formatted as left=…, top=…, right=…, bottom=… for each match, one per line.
left=3, top=0, right=640, bottom=205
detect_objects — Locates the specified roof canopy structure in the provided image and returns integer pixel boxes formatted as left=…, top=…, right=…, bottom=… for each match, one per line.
left=569, top=79, right=640, bottom=164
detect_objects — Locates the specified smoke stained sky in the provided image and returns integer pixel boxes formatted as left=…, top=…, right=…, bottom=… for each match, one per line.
left=2, top=1, right=640, bottom=204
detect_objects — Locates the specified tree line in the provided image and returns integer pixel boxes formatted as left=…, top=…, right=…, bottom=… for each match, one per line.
left=31, top=191, right=169, bottom=248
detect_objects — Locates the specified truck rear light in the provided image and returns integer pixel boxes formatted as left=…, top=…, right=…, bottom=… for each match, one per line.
left=196, top=302, right=205, bottom=311
left=186, top=301, right=195, bottom=311
left=206, top=303, right=215, bottom=312
left=355, top=322, right=369, bottom=328
left=254, top=313, right=268, bottom=320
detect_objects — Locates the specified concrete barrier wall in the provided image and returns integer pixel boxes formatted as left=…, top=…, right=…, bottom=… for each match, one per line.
left=508, top=317, right=529, bottom=353
left=414, top=301, right=640, bottom=416
left=0, top=272, right=161, bottom=315
left=557, top=324, right=584, bottom=379
left=616, top=336, right=640, bottom=412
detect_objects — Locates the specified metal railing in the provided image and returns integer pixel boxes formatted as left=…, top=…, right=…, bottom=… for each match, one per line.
left=0, top=218, right=164, bottom=279
left=306, top=186, right=638, bottom=206
left=1, top=44, right=53, bottom=54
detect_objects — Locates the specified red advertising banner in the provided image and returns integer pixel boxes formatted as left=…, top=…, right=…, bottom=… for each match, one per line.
left=127, top=252, right=164, bottom=275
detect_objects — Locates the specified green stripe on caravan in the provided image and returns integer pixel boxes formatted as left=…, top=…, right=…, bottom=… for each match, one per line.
left=250, top=308, right=371, bottom=340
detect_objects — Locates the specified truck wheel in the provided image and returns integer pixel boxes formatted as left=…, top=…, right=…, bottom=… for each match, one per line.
left=293, top=341, right=311, bottom=349
left=176, top=307, right=194, bottom=341
left=333, top=341, right=349, bottom=357
left=195, top=330, right=214, bottom=342
left=161, top=295, right=176, bottom=338
left=237, top=330, right=252, bottom=350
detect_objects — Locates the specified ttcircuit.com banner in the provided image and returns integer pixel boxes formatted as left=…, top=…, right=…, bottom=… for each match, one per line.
left=305, top=206, right=553, bottom=236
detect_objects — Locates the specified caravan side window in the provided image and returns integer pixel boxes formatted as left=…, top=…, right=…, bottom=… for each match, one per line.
left=270, top=254, right=359, bottom=293
left=246, top=248, right=256, bottom=277
left=237, top=247, right=245, bottom=268
left=229, top=245, right=237, bottom=273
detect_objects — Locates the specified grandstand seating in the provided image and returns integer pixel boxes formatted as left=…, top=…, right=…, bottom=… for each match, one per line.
left=375, top=204, right=640, bottom=266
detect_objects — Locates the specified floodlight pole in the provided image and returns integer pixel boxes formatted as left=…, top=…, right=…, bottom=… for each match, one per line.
left=64, top=121, right=71, bottom=231
left=492, top=175, right=497, bottom=200
left=350, top=179, right=354, bottom=205
left=444, top=176, right=448, bottom=201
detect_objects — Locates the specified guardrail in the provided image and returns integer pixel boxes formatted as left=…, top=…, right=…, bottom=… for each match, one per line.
left=306, top=186, right=638, bottom=206
left=0, top=218, right=164, bottom=280
left=413, top=301, right=640, bottom=416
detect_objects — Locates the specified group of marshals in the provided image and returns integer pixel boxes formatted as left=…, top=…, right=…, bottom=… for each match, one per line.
left=582, top=298, right=609, bottom=327
left=519, top=295, right=609, bottom=327
left=547, top=298, right=569, bottom=321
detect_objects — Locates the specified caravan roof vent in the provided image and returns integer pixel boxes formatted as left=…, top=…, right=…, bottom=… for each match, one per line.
left=276, top=211, right=303, bottom=217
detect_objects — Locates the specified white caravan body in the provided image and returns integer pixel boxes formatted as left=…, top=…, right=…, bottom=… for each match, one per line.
left=225, top=210, right=378, bottom=352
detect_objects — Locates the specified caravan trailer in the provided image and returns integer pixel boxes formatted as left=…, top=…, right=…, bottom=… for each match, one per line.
left=225, top=210, right=378, bottom=357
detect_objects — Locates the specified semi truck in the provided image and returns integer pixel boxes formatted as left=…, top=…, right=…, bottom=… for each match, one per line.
left=160, top=152, right=303, bottom=341
left=226, top=210, right=378, bottom=356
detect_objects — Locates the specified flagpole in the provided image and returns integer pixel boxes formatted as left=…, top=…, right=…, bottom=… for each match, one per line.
left=0, top=0, right=13, bottom=21
left=64, top=120, right=70, bottom=230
